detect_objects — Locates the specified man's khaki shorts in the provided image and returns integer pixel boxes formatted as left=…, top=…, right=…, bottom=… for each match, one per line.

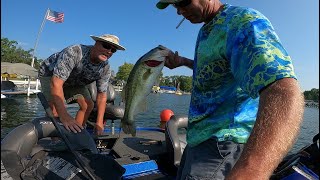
left=39, top=76, right=92, bottom=103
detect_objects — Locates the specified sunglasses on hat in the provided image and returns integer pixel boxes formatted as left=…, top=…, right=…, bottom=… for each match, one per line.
left=101, top=43, right=117, bottom=53
left=173, top=0, right=192, bottom=8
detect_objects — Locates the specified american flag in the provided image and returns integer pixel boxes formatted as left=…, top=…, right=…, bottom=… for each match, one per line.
left=46, top=10, right=64, bottom=23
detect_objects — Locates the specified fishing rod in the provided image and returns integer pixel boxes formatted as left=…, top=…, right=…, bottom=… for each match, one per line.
left=37, top=92, right=96, bottom=180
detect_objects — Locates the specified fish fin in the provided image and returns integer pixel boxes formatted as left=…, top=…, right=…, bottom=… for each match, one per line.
left=121, top=121, right=136, bottom=137
left=142, top=69, right=152, bottom=81
left=133, top=98, right=147, bottom=115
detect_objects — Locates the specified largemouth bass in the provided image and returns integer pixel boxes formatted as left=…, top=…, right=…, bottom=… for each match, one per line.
left=121, top=45, right=171, bottom=136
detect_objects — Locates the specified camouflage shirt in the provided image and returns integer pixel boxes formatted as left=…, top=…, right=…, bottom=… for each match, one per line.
left=187, top=4, right=296, bottom=147
left=38, top=44, right=111, bottom=92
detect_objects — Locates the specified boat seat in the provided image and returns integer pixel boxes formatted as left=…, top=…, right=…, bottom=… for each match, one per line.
left=165, top=115, right=188, bottom=167
left=1, top=117, right=98, bottom=159
left=87, top=81, right=124, bottom=121
left=66, top=81, right=124, bottom=122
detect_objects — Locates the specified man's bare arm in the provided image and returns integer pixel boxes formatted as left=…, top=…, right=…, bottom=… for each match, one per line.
left=51, top=76, right=82, bottom=133
left=226, top=78, right=305, bottom=180
left=95, top=92, right=107, bottom=133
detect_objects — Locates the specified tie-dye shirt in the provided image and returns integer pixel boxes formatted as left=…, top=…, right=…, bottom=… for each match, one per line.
left=187, top=4, right=296, bottom=147
left=38, top=44, right=111, bottom=93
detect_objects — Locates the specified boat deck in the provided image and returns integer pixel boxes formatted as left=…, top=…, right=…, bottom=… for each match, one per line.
left=33, top=129, right=176, bottom=179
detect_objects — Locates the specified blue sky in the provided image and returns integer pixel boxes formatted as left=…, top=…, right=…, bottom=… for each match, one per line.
left=1, top=0, right=319, bottom=91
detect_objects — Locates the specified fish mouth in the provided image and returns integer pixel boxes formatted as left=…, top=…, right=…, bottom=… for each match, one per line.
left=144, top=60, right=164, bottom=67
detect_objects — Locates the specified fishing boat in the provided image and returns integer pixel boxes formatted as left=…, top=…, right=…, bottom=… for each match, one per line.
left=1, top=82, right=319, bottom=179
left=1, top=80, right=18, bottom=98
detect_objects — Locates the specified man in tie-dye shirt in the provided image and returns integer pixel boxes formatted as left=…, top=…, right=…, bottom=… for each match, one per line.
left=156, top=0, right=304, bottom=179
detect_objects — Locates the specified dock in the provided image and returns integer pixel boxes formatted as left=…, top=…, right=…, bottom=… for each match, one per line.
left=1, top=79, right=41, bottom=97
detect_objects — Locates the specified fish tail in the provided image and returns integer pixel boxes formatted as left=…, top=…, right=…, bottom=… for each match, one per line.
left=121, top=121, right=136, bottom=137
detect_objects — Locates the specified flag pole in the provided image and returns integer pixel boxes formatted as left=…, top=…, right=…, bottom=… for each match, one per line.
left=27, top=8, right=49, bottom=96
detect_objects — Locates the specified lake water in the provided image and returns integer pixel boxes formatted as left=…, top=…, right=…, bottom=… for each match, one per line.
left=1, top=93, right=319, bottom=155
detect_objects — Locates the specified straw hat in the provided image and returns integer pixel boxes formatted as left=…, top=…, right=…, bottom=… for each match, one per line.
left=90, top=34, right=125, bottom=50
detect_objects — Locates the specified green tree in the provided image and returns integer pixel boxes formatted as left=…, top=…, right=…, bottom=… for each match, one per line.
left=304, top=88, right=319, bottom=102
left=160, top=76, right=173, bottom=86
left=178, top=76, right=192, bottom=92
left=1, top=38, right=18, bottom=63
left=116, top=62, right=134, bottom=81
left=158, top=75, right=192, bottom=92
left=1, top=37, right=41, bottom=69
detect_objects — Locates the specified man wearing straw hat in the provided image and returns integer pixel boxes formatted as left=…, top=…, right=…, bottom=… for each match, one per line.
left=38, top=34, right=125, bottom=135
left=156, top=0, right=304, bottom=179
